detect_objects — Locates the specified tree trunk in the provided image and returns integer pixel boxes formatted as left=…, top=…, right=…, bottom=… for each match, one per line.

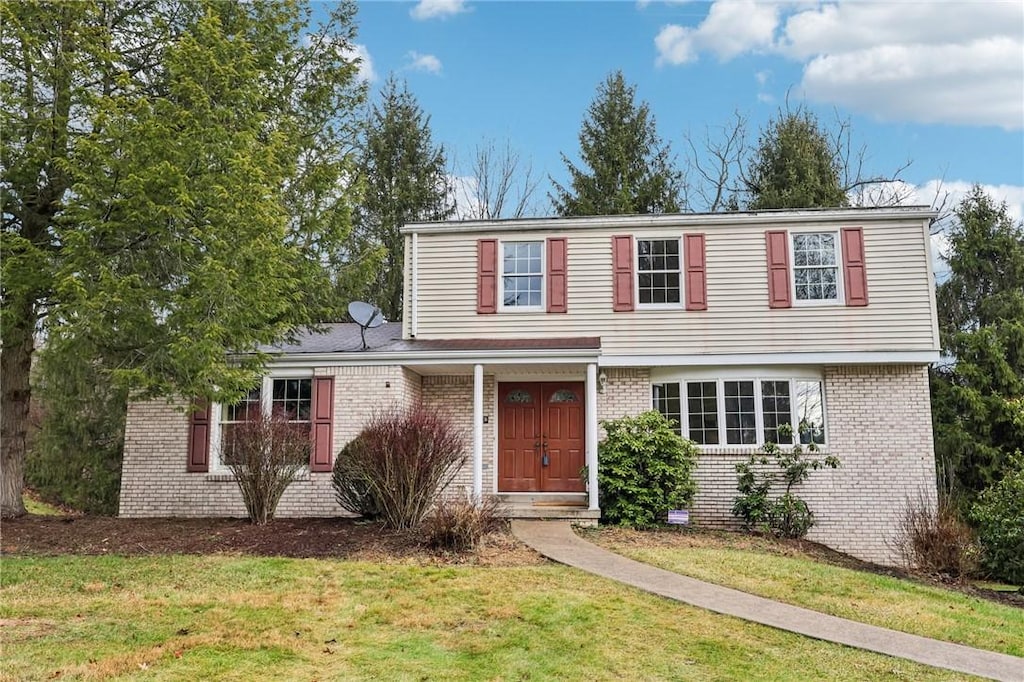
left=1, top=297, right=36, bottom=518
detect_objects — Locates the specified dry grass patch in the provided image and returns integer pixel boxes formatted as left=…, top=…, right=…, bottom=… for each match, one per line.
left=586, top=526, right=1024, bottom=658
left=1, top=556, right=976, bottom=681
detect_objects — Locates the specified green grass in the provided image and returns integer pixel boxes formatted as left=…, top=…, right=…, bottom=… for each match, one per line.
left=22, top=492, right=66, bottom=516
left=0, top=555, right=980, bottom=681
left=590, top=528, right=1024, bottom=658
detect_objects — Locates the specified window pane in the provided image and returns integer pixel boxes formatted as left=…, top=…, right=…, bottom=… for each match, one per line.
left=637, top=239, right=681, bottom=305
left=724, top=381, right=755, bottom=444
left=652, top=383, right=682, bottom=435
left=795, top=380, right=826, bottom=444
left=271, top=378, right=311, bottom=424
left=793, top=233, right=839, bottom=301
left=761, top=380, right=792, bottom=444
left=685, top=381, right=718, bottom=444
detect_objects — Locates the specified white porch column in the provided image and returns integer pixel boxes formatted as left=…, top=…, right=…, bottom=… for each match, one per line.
left=472, top=363, right=484, bottom=503
left=586, top=363, right=599, bottom=511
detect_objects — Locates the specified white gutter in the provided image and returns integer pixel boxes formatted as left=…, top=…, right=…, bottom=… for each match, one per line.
left=401, top=206, right=939, bottom=235
left=598, top=350, right=940, bottom=367
left=260, top=347, right=601, bottom=369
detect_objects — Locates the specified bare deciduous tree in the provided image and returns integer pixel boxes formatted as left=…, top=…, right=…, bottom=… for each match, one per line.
left=460, top=138, right=540, bottom=219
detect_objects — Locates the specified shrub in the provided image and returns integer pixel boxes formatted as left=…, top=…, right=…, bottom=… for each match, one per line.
left=423, top=496, right=503, bottom=552
left=331, top=435, right=382, bottom=520
left=225, top=410, right=309, bottom=525
left=732, top=423, right=839, bottom=538
left=597, top=411, right=698, bottom=528
left=892, top=491, right=980, bottom=583
left=970, top=451, right=1024, bottom=585
left=330, top=405, right=466, bottom=530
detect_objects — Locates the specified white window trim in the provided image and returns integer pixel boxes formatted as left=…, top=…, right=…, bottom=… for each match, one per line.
left=635, top=236, right=684, bottom=310
left=789, top=230, right=845, bottom=307
left=209, top=371, right=314, bottom=472
left=656, top=375, right=828, bottom=450
left=498, top=239, right=545, bottom=313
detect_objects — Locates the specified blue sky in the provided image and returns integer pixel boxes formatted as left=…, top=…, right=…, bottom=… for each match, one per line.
left=335, top=1, right=1024, bottom=219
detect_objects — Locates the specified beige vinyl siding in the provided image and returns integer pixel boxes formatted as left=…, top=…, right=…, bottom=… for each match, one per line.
left=410, top=217, right=938, bottom=355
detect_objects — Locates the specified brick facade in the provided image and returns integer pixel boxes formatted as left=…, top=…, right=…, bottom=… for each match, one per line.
left=119, top=362, right=936, bottom=565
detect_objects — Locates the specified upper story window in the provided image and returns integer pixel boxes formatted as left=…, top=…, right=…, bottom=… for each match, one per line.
left=637, top=238, right=681, bottom=306
left=792, top=232, right=840, bottom=302
left=653, top=376, right=827, bottom=448
left=501, top=241, right=543, bottom=310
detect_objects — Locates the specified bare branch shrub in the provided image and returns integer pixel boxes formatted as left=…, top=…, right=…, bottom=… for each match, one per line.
left=225, top=411, right=309, bottom=525
left=331, top=405, right=466, bottom=529
left=424, top=496, right=504, bottom=552
left=891, top=491, right=980, bottom=583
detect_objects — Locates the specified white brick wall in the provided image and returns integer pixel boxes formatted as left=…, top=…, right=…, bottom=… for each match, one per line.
left=120, top=362, right=937, bottom=565
left=597, top=364, right=937, bottom=565
left=119, top=365, right=422, bottom=518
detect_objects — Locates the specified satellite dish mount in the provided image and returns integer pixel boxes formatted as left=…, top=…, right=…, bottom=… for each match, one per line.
left=348, top=301, right=385, bottom=350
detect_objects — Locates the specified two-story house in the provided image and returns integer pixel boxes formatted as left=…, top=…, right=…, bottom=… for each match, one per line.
left=119, top=206, right=940, bottom=564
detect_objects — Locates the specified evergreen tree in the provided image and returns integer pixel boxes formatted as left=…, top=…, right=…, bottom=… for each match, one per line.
left=745, top=107, right=848, bottom=210
left=551, top=71, right=682, bottom=216
left=356, top=77, right=454, bottom=321
left=1, top=0, right=367, bottom=516
left=931, top=186, right=1024, bottom=499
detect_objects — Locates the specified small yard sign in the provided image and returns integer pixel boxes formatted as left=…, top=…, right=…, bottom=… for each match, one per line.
left=667, top=509, right=690, bottom=525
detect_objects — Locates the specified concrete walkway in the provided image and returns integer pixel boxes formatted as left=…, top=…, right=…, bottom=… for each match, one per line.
left=511, top=520, right=1023, bottom=682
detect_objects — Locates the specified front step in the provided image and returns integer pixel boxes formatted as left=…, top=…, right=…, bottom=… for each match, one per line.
left=494, top=493, right=599, bottom=526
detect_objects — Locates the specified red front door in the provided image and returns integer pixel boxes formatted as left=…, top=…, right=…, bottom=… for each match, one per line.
left=498, top=382, right=585, bottom=492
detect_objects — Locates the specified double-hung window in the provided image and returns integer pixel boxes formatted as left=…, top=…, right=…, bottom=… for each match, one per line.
left=653, top=377, right=827, bottom=447
left=217, top=377, right=313, bottom=467
left=637, top=238, right=681, bottom=306
left=501, top=241, right=543, bottom=310
left=792, top=232, right=840, bottom=302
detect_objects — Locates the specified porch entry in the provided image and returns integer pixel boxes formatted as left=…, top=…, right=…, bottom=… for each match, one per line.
left=498, top=382, right=586, bottom=492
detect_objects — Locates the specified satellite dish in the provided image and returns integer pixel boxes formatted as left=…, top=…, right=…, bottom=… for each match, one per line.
left=348, top=301, right=385, bottom=350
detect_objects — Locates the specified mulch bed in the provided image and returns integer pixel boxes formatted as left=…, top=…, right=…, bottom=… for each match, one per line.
left=0, top=515, right=545, bottom=567
left=4, top=515, right=1020, bottom=608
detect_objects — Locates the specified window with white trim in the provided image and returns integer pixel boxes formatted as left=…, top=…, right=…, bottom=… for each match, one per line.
left=501, top=241, right=543, bottom=309
left=637, top=238, right=681, bottom=305
left=792, top=232, right=839, bottom=302
left=685, top=381, right=719, bottom=445
left=652, top=383, right=682, bottom=434
left=216, top=377, right=312, bottom=467
left=652, top=377, right=827, bottom=447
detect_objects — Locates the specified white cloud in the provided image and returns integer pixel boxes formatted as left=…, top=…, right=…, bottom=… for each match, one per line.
left=653, top=1, right=1024, bottom=129
left=656, top=0, right=779, bottom=65
left=410, top=0, right=468, bottom=21
left=341, top=43, right=376, bottom=83
left=854, top=179, right=1024, bottom=276
left=406, top=51, right=443, bottom=75
left=450, top=175, right=484, bottom=220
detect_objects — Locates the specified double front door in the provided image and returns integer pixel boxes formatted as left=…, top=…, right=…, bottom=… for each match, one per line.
left=498, top=382, right=585, bottom=492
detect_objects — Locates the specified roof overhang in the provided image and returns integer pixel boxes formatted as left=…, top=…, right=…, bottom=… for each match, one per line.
left=402, top=206, right=939, bottom=235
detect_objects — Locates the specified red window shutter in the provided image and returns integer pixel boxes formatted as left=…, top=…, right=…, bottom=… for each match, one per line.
left=310, top=376, right=335, bottom=472
left=841, top=227, right=869, bottom=307
left=683, top=233, right=707, bottom=311
left=547, top=237, right=568, bottom=313
left=765, top=230, right=792, bottom=309
left=187, top=400, right=211, bottom=473
left=611, top=235, right=634, bottom=312
left=477, top=239, right=498, bottom=314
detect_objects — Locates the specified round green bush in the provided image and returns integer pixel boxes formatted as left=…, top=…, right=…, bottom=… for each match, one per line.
left=970, top=451, right=1024, bottom=586
left=597, top=411, right=698, bottom=528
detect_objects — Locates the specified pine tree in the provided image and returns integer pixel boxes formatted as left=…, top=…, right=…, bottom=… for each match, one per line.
left=552, top=71, right=682, bottom=216
left=931, top=186, right=1024, bottom=499
left=1, top=0, right=367, bottom=516
left=745, top=107, right=848, bottom=210
left=356, top=77, right=454, bottom=321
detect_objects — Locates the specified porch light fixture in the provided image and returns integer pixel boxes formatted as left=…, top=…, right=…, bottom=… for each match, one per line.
left=597, top=371, right=608, bottom=394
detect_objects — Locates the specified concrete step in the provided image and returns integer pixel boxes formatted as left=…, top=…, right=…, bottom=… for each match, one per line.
left=495, top=504, right=600, bottom=526
left=496, top=493, right=588, bottom=507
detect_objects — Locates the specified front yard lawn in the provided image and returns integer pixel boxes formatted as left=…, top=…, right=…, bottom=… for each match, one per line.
left=587, top=527, right=1024, bottom=658
left=0, top=555, right=983, bottom=681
